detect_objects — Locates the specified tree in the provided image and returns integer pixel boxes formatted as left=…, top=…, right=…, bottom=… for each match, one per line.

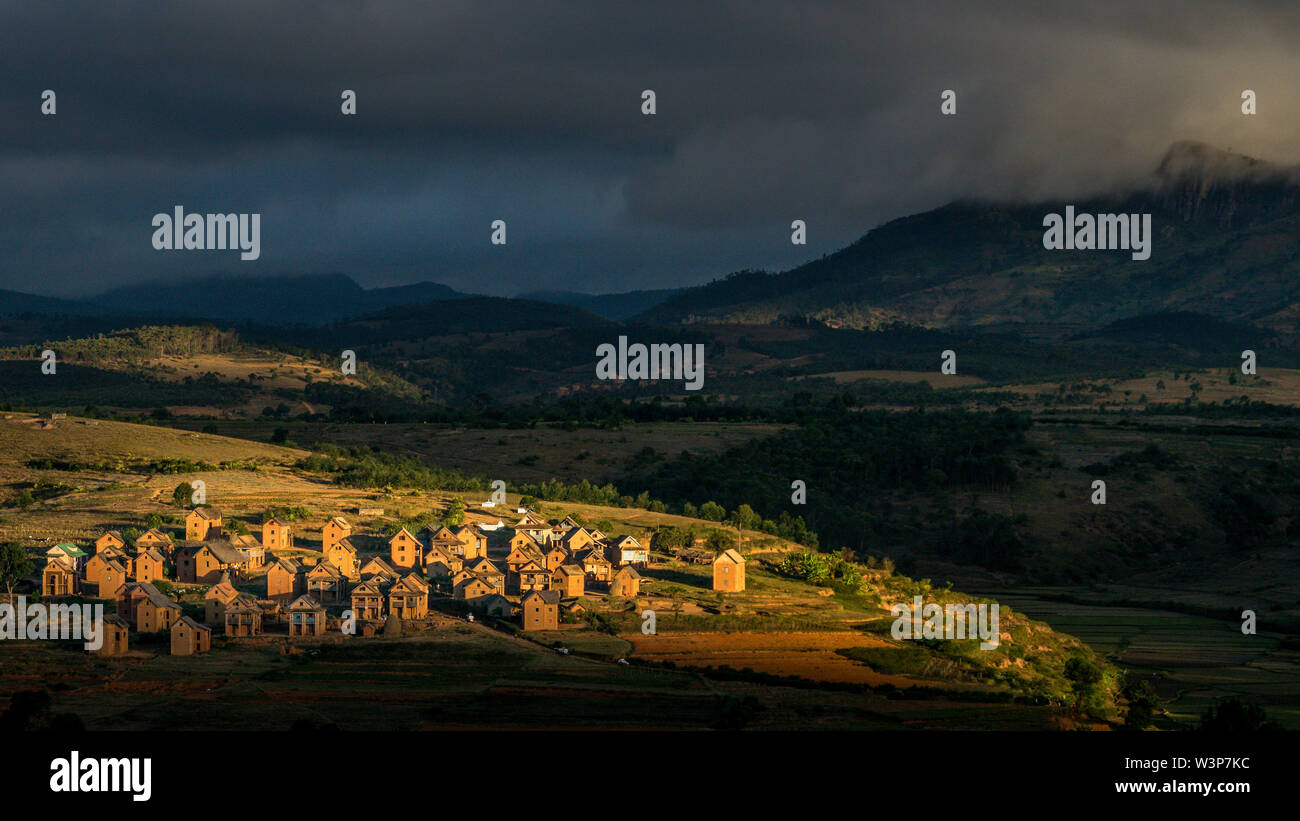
left=699, top=501, right=726, bottom=522
left=16, top=490, right=34, bottom=510
left=1120, top=674, right=1159, bottom=731
left=0, top=542, right=34, bottom=601
left=444, top=497, right=466, bottom=527
left=704, top=529, right=732, bottom=554
left=730, top=504, right=761, bottom=531
left=1064, top=656, right=1104, bottom=713
left=172, top=482, right=194, bottom=508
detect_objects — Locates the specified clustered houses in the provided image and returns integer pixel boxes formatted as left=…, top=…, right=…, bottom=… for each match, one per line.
left=32, top=503, right=737, bottom=660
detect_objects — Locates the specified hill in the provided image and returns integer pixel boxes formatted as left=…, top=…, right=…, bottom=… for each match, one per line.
left=637, top=143, right=1300, bottom=334
left=518, top=287, right=687, bottom=320
left=0, top=274, right=470, bottom=325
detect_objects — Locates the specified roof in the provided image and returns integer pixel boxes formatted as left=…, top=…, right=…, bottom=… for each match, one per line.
left=615, top=565, right=641, bottom=579
left=362, top=556, right=395, bottom=570
left=308, top=560, right=342, bottom=579
left=100, top=530, right=124, bottom=542
left=138, top=528, right=173, bottom=543
left=205, top=580, right=239, bottom=601
left=189, top=507, right=221, bottom=520
left=50, top=543, right=88, bottom=558
left=102, top=615, right=131, bottom=628
left=264, top=517, right=289, bottom=526
left=201, top=540, right=248, bottom=565
left=522, top=587, right=559, bottom=605
left=175, top=615, right=211, bottom=632
left=330, top=537, right=357, bottom=553
left=288, top=594, right=324, bottom=612
left=143, top=589, right=182, bottom=610
left=522, top=589, right=561, bottom=605
left=138, top=549, right=166, bottom=562
left=715, top=549, right=745, bottom=564
left=272, top=556, right=302, bottom=574
left=327, top=516, right=351, bottom=530
left=553, top=564, right=583, bottom=578
left=226, top=594, right=261, bottom=612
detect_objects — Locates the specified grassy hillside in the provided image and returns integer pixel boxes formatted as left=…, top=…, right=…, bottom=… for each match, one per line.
left=0, top=413, right=1132, bottom=729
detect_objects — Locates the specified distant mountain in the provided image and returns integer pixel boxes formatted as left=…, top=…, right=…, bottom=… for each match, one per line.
left=0, top=289, right=100, bottom=317
left=93, top=273, right=469, bottom=324
left=0, top=274, right=470, bottom=324
left=518, top=287, right=686, bottom=320
left=637, top=142, right=1300, bottom=334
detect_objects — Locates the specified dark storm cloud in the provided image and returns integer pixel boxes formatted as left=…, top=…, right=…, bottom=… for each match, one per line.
left=1, top=0, right=1297, bottom=298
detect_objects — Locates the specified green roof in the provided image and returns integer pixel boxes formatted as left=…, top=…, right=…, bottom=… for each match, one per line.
left=52, top=543, right=88, bottom=557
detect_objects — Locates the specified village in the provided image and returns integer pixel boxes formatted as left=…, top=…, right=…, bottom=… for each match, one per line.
left=35, top=501, right=749, bottom=658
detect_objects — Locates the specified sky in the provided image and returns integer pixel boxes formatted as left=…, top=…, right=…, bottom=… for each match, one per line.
left=1, top=0, right=1297, bottom=299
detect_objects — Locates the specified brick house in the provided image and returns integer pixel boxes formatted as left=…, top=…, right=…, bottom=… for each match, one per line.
left=321, top=517, right=352, bottom=552
left=305, top=560, right=345, bottom=604
left=609, top=565, right=641, bottom=597
left=521, top=589, right=560, bottom=631
left=287, top=595, right=327, bottom=637
left=350, top=578, right=386, bottom=622
left=514, top=560, right=551, bottom=595
left=453, top=525, right=487, bottom=559
left=223, top=594, right=263, bottom=637
left=580, top=548, right=612, bottom=583
left=712, top=549, right=746, bottom=592
left=389, top=527, right=423, bottom=571
left=359, top=556, right=398, bottom=585
left=95, top=530, right=126, bottom=554
left=229, top=533, right=266, bottom=570
left=262, top=517, right=293, bottom=551
left=94, top=615, right=130, bottom=656
left=185, top=507, right=223, bottom=541
left=549, top=564, right=585, bottom=598
left=116, top=582, right=157, bottom=624
left=453, top=575, right=494, bottom=603
left=542, top=546, right=569, bottom=571
left=475, top=593, right=514, bottom=619
left=176, top=540, right=248, bottom=584
left=134, top=550, right=167, bottom=584
left=266, top=556, right=303, bottom=600
left=607, top=535, right=649, bottom=566
left=424, top=543, right=463, bottom=579
left=389, top=574, right=430, bottom=620
left=171, top=616, right=211, bottom=655
left=138, top=590, right=183, bottom=633
left=204, top=574, right=240, bottom=624
left=42, top=557, right=79, bottom=598
left=135, top=528, right=174, bottom=557
left=506, top=541, right=544, bottom=574
left=324, top=537, right=359, bottom=580
left=84, top=551, right=131, bottom=596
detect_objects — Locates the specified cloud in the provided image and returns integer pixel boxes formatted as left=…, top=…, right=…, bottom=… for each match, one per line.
left=1, top=0, right=1297, bottom=297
